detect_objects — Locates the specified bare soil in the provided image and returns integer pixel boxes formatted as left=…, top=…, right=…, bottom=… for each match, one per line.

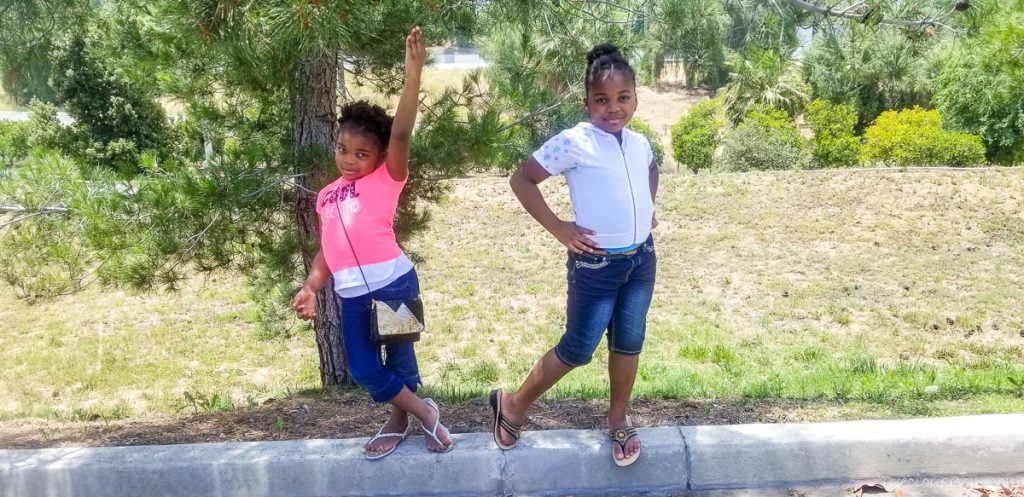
left=2, top=390, right=860, bottom=449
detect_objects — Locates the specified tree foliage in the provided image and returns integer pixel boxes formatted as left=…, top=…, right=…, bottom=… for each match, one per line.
left=861, top=106, right=987, bottom=167
left=671, top=98, right=723, bottom=172
left=49, top=36, right=171, bottom=175
left=933, top=3, right=1024, bottom=164
left=645, top=0, right=729, bottom=87
left=721, top=48, right=808, bottom=121
left=0, top=0, right=92, bottom=104
left=803, top=25, right=935, bottom=129
left=806, top=99, right=860, bottom=168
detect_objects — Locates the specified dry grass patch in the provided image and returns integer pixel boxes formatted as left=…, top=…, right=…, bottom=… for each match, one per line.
left=3, top=168, right=1024, bottom=424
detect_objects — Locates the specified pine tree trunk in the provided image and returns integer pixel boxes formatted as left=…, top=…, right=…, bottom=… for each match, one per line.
left=291, top=53, right=350, bottom=386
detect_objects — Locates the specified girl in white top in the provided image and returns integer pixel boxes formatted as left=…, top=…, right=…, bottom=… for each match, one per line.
left=490, top=43, right=658, bottom=467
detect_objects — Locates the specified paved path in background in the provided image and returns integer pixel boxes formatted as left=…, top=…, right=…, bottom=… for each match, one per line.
left=0, top=110, right=74, bottom=125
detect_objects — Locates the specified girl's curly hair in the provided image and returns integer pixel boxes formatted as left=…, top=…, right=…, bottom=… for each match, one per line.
left=338, top=101, right=393, bottom=149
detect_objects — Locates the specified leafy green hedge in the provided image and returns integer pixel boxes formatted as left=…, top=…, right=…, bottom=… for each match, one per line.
left=718, top=106, right=808, bottom=172
left=0, top=121, right=31, bottom=169
left=806, top=99, right=860, bottom=168
left=862, top=107, right=986, bottom=167
left=671, top=99, right=723, bottom=172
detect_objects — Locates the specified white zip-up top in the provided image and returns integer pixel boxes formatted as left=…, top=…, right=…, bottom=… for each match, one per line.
left=532, top=122, right=655, bottom=249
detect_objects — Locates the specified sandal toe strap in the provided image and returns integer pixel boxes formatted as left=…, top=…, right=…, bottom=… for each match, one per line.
left=610, top=426, right=638, bottom=448
left=499, top=415, right=522, bottom=439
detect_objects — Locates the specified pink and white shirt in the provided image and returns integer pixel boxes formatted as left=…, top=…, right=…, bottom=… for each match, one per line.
left=316, top=164, right=413, bottom=298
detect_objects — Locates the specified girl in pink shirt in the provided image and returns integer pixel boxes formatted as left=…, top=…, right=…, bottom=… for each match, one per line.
left=291, top=27, right=453, bottom=459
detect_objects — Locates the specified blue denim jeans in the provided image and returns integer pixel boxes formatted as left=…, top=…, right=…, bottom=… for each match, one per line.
left=554, top=236, right=657, bottom=367
left=338, top=269, right=420, bottom=402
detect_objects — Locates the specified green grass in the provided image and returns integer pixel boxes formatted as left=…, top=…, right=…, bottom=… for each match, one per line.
left=4, top=169, right=1024, bottom=421
left=0, top=273, right=321, bottom=420
left=406, top=169, right=1024, bottom=408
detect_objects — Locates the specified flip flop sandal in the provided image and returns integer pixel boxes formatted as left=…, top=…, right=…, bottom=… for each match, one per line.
left=363, top=418, right=413, bottom=460
left=422, top=398, right=455, bottom=453
left=489, top=389, right=522, bottom=450
left=610, top=418, right=641, bottom=467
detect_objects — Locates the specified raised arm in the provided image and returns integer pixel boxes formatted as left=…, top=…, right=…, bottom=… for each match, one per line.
left=385, top=26, right=426, bottom=182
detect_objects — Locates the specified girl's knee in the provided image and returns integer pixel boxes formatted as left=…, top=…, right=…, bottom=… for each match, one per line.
left=350, top=363, right=409, bottom=402
left=349, top=363, right=386, bottom=390
left=554, top=343, right=594, bottom=368
left=609, top=332, right=645, bottom=356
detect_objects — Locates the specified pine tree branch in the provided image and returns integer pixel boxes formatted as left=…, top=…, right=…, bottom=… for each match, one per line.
left=286, top=177, right=317, bottom=196
left=497, top=77, right=585, bottom=133
left=0, top=204, right=70, bottom=215
left=243, top=174, right=306, bottom=200
left=786, top=0, right=960, bottom=30
left=183, top=213, right=221, bottom=248
left=498, top=99, right=570, bottom=133
left=0, top=212, right=47, bottom=228
left=0, top=188, right=69, bottom=227
left=572, top=0, right=648, bottom=16
left=550, top=0, right=646, bottom=26
left=835, top=1, right=864, bottom=15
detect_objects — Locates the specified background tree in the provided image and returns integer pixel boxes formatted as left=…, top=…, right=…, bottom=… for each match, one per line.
left=720, top=47, right=808, bottom=121
left=48, top=34, right=171, bottom=175
left=2, top=1, right=481, bottom=387
left=477, top=0, right=653, bottom=164
left=934, top=0, right=1024, bottom=163
left=0, top=0, right=93, bottom=104
left=135, top=0, right=483, bottom=386
left=645, top=0, right=729, bottom=87
left=803, top=24, right=935, bottom=129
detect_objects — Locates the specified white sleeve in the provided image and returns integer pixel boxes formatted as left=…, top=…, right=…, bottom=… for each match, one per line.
left=531, top=130, right=578, bottom=176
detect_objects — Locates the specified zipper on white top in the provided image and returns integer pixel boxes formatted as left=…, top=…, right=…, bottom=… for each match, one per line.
left=616, top=133, right=638, bottom=245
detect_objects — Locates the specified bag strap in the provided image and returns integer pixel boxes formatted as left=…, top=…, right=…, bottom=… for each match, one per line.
left=333, top=184, right=374, bottom=296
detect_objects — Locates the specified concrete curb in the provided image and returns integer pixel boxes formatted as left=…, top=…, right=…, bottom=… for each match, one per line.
left=2, top=414, right=1022, bottom=497
left=685, top=414, right=1024, bottom=489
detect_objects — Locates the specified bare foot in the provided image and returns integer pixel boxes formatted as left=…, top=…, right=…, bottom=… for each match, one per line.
left=364, top=411, right=410, bottom=458
left=420, top=398, right=454, bottom=452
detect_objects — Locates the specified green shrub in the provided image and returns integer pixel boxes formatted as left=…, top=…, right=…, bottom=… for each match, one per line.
left=718, top=107, right=808, bottom=172
left=671, top=99, right=723, bottom=172
left=939, top=133, right=991, bottom=167
left=24, top=100, right=69, bottom=152
left=862, top=107, right=987, bottom=167
left=627, top=118, right=665, bottom=165
left=744, top=106, right=804, bottom=148
left=49, top=36, right=169, bottom=175
left=806, top=99, right=861, bottom=168
left=803, top=25, right=932, bottom=130
left=0, top=121, right=31, bottom=168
